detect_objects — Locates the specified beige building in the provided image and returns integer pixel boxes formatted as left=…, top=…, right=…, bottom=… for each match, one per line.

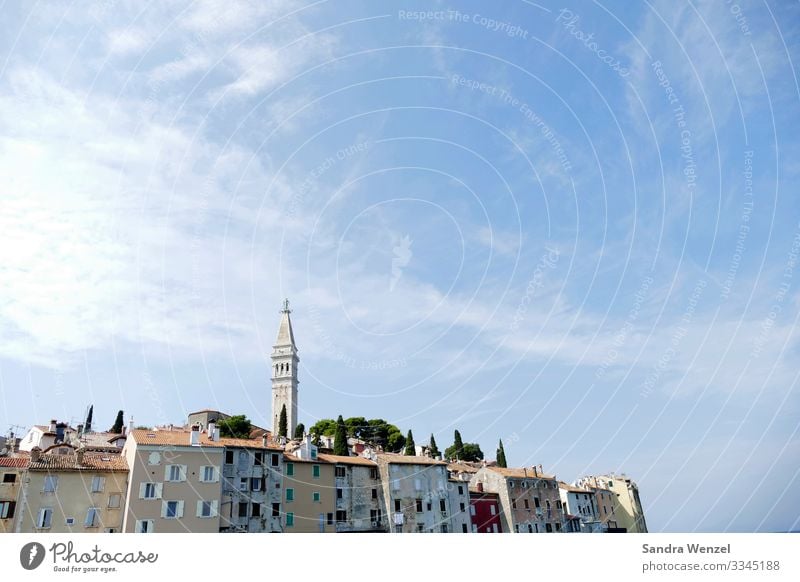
left=578, top=474, right=647, bottom=532
left=122, top=427, right=224, bottom=533
left=0, top=455, right=28, bottom=533
left=472, top=466, right=565, bottom=533
left=283, top=438, right=335, bottom=532
left=17, top=445, right=128, bottom=533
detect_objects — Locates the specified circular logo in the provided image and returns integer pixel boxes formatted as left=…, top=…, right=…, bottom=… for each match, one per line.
left=20, top=542, right=46, bottom=570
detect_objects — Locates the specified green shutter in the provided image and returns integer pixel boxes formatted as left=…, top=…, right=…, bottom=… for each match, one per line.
left=312, top=465, right=320, bottom=478
left=286, top=512, right=294, bottom=527
left=286, top=463, right=294, bottom=476
left=286, top=488, right=294, bottom=501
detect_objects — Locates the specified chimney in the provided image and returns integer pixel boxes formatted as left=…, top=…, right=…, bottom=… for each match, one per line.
left=31, top=447, right=41, bottom=462
left=533, top=466, right=538, bottom=477
left=189, top=424, right=201, bottom=446
left=77, top=424, right=84, bottom=437
left=262, top=435, right=268, bottom=447
left=49, top=419, right=57, bottom=433
left=477, top=482, right=484, bottom=492
left=523, top=467, right=528, bottom=477
left=208, top=421, right=216, bottom=437
left=76, top=447, right=85, bottom=465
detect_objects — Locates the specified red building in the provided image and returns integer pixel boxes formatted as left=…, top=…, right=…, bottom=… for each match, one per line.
left=469, top=485, right=503, bottom=533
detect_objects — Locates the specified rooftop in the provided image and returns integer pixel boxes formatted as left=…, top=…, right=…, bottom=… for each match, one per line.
left=378, top=453, right=448, bottom=466
left=130, top=429, right=281, bottom=450
left=318, top=453, right=376, bottom=467
left=0, top=455, right=30, bottom=469
left=486, top=466, right=556, bottom=480
left=29, top=452, right=128, bottom=472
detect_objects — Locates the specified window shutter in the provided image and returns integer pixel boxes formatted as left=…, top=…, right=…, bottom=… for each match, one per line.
left=155, top=483, right=163, bottom=499
left=196, top=501, right=203, bottom=517
left=139, top=483, right=146, bottom=499
left=161, top=501, right=168, bottom=518
left=177, top=500, right=184, bottom=518
left=211, top=500, right=218, bottom=516
left=180, top=465, right=187, bottom=481
left=165, top=466, right=171, bottom=481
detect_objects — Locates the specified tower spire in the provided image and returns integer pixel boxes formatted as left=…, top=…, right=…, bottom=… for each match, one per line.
left=272, top=299, right=298, bottom=437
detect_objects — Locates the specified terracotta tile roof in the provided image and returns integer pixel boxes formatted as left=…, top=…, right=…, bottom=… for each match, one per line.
left=130, top=429, right=282, bottom=450
left=486, top=466, right=556, bottom=480
left=0, top=456, right=30, bottom=468
left=283, top=453, right=332, bottom=464
left=448, top=462, right=479, bottom=473
left=29, top=452, right=128, bottom=472
left=317, top=453, right=376, bottom=467
left=558, top=481, right=593, bottom=494
left=378, top=453, right=447, bottom=466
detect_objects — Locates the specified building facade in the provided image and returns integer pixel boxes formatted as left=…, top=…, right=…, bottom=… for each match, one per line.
left=578, top=474, right=648, bottom=533
left=0, top=456, right=28, bottom=533
left=558, top=482, right=602, bottom=533
left=272, top=299, right=299, bottom=437
left=319, top=454, right=385, bottom=532
left=469, top=485, right=503, bottom=533
left=18, top=445, right=128, bottom=533
left=282, top=438, right=335, bottom=532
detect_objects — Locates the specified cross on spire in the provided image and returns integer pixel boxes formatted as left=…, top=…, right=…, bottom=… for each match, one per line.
left=281, top=298, right=291, bottom=313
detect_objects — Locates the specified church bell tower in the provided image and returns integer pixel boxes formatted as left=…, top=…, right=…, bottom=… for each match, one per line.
left=271, top=299, right=299, bottom=437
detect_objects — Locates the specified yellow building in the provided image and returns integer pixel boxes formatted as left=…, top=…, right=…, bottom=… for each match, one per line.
left=0, top=456, right=28, bottom=533
left=283, top=438, right=335, bottom=532
left=18, top=445, right=128, bottom=533
left=579, top=474, right=648, bottom=532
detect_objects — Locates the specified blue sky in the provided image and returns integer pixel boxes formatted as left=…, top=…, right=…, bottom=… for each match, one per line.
left=1, top=0, right=799, bottom=532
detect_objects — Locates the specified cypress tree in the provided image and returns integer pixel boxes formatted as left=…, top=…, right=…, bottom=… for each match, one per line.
left=453, top=429, right=464, bottom=460
left=496, top=439, right=507, bottom=468
left=110, top=410, right=124, bottom=434
left=293, top=422, right=305, bottom=439
left=333, top=415, right=348, bottom=456
left=404, top=430, right=416, bottom=455
left=278, top=405, right=288, bottom=438
left=429, top=434, right=440, bottom=458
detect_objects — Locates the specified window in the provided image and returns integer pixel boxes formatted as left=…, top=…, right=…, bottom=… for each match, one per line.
left=166, top=465, right=186, bottom=482
left=43, top=475, right=58, bottom=493
left=490, top=504, right=496, bottom=516
left=238, top=502, right=248, bottom=518
left=310, top=450, right=317, bottom=460
left=197, top=500, right=217, bottom=518
left=556, top=500, right=562, bottom=510
left=460, top=502, right=465, bottom=512
left=201, top=466, right=217, bottom=482
left=534, top=496, right=541, bottom=508
left=251, top=502, right=261, bottom=517
left=511, top=499, right=517, bottom=509
left=372, top=488, right=378, bottom=499
left=327, top=512, right=334, bottom=525
left=472, top=523, right=478, bottom=533
left=514, top=524, right=519, bottom=533
left=271, top=453, right=279, bottom=467
left=238, top=478, right=248, bottom=492
left=140, top=482, right=161, bottom=499
left=162, top=500, right=183, bottom=519
left=286, top=512, right=294, bottom=527
left=440, top=499, right=446, bottom=512
left=427, top=502, right=432, bottom=511
left=91, top=476, right=105, bottom=493
left=555, top=522, right=561, bottom=531
left=251, top=478, right=263, bottom=491
left=462, top=523, right=468, bottom=533
left=135, top=519, right=154, bottom=533
left=84, top=508, right=99, bottom=527
left=224, top=451, right=234, bottom=464
left=469, top=505, right=476, bottom=516
left=458, top=485, right=464, bottom=495
left=524, top=499, right=530, bottom=510
left=286, top=488, right=294, bottom=502
left=335, top=510, right=347, bottom=523
left=417, top=524, right=425, bottom=532
left=2, top=473, right=16, bottom=483
left=415, top=499, right=423, bottom=513
left=272, top=503, right=280, bottom=517
left=254, top=452, right=263, bottom=466
left=440, top=524, right=448, bottom=533
left=335, top=466, right=346, bottom=478
left=37, top=507, right=53, bottom=529
left=0, top=501, right=15, bottom=519
left=108, top=494, right=121, bottom=509
left=370, top=468, right=378, bottom=479
left=286, top=463, right=294, bottom=476
left=394, top=499, right=401, bottom=512
left=312, top=465, right=320, bottom=479
left=313, top=492, right=321, bottom=503
left=66, top=517, right=75, bottom=526
left=545, top=522, right=553, bottom=532
left=336, top=488, right=343, bottom=499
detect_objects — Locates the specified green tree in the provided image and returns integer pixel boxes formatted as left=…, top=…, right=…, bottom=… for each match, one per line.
left=109, top=411, right=124, bottom=434
left=387, top=431, right=406, bottom=453
left=293, top=423, right=305, bottom=439
left=429, top=434, right=440, bottom=458
left=333, top=415, right=349, bottom=456
left=218, top=415, right=252, bottom=439
left=496, top=439, right=507, bottom=468
left=344, top=416, right=368, bottom=439
left=278, top=405, right=288, bottom=438
left=85, top=405, right=94, bottom=433
left=452, top=430, right=464, bottom=459
left=404, top=430, right=416, bottom=455
left=309, top=418, right=338, bottom=438
left=461, top=443, right=484, bottom=462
